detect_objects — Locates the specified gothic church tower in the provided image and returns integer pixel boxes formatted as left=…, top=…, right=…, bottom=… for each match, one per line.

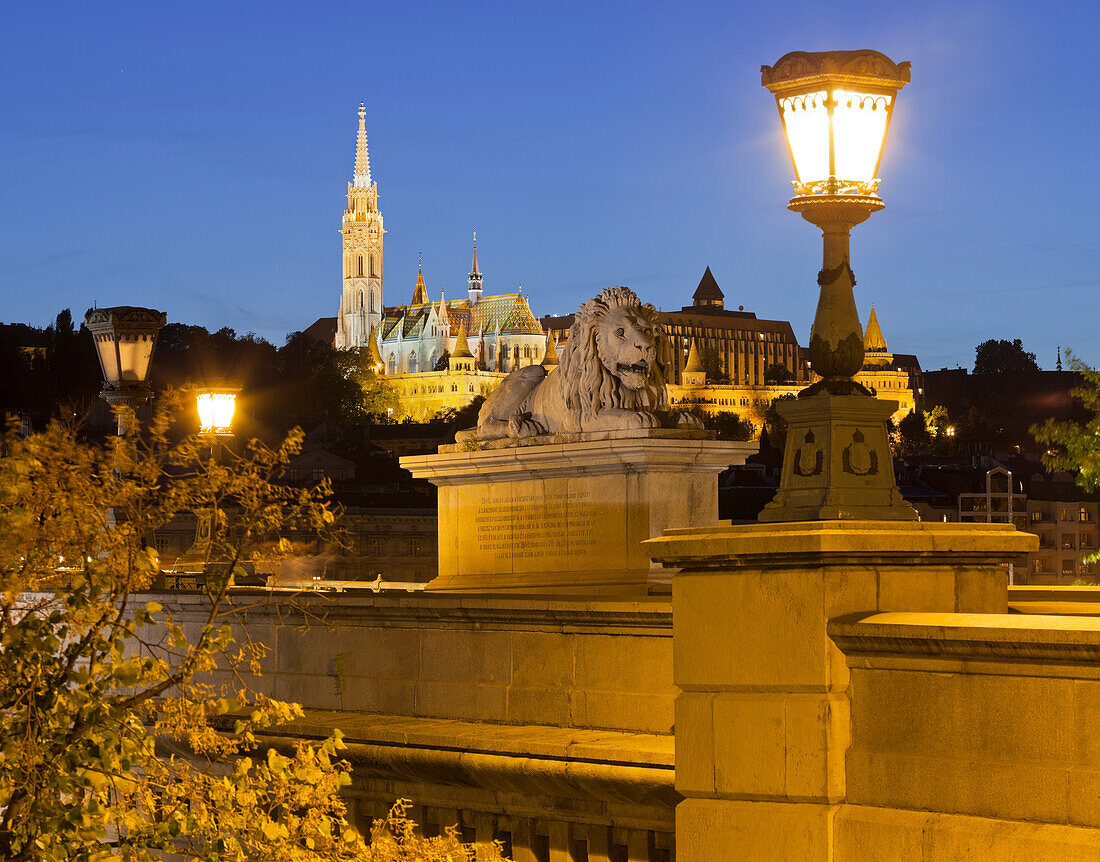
left=335, top=103, right=384, bottom=350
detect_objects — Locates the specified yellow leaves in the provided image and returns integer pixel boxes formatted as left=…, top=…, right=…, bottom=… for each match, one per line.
left=261, top=819, right=289, bottom=841
left=145, top=600, right=163, bottom=614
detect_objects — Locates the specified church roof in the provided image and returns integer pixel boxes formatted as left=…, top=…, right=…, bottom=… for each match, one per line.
left=379, top=292, right=542, bottom=342
left=693, top=266, right=724, bottom=303
left=864, top=304, right=888, bottom=353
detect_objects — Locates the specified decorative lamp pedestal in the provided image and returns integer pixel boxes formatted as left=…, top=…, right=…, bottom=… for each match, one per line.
left=401, top=430, right=756, bottom=595
left=759, top=394, right=917, bottom=522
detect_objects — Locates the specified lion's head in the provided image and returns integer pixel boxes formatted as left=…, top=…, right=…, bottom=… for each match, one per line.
left=559, top=286, right=671, bottom=419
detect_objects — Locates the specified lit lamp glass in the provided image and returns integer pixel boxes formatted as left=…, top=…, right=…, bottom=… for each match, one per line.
left=195, top=386, right=240, bottom=436
left=765, top=52, right=908, bottom=198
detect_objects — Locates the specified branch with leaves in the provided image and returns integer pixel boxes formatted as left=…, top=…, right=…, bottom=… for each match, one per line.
left=0, top=393, right=506, bottom=861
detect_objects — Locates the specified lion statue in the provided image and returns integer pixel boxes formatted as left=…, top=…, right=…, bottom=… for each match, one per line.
left=456, top=286, right=703, bottom=443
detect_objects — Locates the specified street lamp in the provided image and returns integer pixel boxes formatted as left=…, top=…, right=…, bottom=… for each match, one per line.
left=84, top=306, right=167, bottom=434
left=758, top=50, right=916, bottom=522
left=195, top=385, right=239, bottom=437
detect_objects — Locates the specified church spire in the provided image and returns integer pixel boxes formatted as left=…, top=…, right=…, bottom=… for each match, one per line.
left=468, top=228, right=483, bottom=306
left=353, top=102, right=371, bottom=188
left=411, top=261, right=428, bottom=305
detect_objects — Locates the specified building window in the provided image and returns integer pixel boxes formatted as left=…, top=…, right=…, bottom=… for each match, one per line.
left=369, top=254, right=377, bottom=277
left=1062, top=535, right=1076, bottom=550
left=366, top=537, right=383, bottom=556
left=1082, top=508, right=1094, bottom=522
left=1063, top=559, right=1076, bottom=575
left=357, top=255, right=364, bottom=277
left=407, top=539, right=421, bottom=556
left=1061, top=507, right=1076, bottom=522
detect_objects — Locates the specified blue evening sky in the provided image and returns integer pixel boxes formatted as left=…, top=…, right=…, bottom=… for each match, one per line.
left=1, top=1, right=1096, bottom=370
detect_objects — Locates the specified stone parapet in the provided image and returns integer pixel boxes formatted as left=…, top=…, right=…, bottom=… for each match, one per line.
left=832, top=611, right=1100, bottom=831
left=403, top=433, right=756, bottom=594
left=649, top=520, right=1037, bottom=861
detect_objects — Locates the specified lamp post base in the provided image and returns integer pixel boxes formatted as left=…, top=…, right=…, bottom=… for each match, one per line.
left=759, top=394, right=917, bottom=522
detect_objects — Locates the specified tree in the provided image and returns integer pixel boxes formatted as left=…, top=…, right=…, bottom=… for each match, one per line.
left=762, top=394, right=796, bottom=453
left=973, top=338, right=1040, bottom=375
left=700, top=347, right=729, bottom=384
left=763, top=363, right=795, bottom=384
left=692, top=410, right=754, bottom=442
left=1033, top=353, right=1100, bottom=494
left=0, top=395, right=506, bottom=861
left=897, top=409, right=932, bottom=457
left=345, top=347, right=402, bottom=421
left=433, top=351, right=450, bottom=372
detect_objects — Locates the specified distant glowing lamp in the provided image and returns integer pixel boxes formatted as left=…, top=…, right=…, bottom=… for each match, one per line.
left=946, top=426, right=957, bottom=438
left=195, top=385, right=240, bottom=436
left=83, top=306, right=167, bottom=433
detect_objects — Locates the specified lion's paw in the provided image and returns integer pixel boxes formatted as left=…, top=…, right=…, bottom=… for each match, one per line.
left=508, top=415, right=548, bottom=438
left=676, top=412, right=705, bottom=430
left=631, top=411, right=660, bottom=429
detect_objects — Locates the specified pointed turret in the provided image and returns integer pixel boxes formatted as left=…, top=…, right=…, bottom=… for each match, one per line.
left=437, top=290, right=449, bottom=324
left=452, top=325, right=473, bottom=359
left=449, top=325, right=474, bottom=372
left=692, top=266, right=724, bottom=309
left=685, top=338, right=704, bottom=372
left=353, top=102, right=372, bottom=188
left=541, top=331, right=560, bottom=367
left=468, top=229, right=483, bottom=307
left=681, top=338, right=706, bottom=386
left=411, top=266, right=428, bottom=304
left=365, top=324, right=383, bottom=372
left=863, top=304, right=888, bottom=353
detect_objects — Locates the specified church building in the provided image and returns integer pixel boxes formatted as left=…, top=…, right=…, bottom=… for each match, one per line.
left=331, top=104, right=546, bottom=385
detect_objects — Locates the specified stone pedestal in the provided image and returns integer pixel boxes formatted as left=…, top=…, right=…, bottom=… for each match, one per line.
left=760, top=395, right=917, bottom=522
left=645, top=520, right=1036, bottom=862
left=402, top=431, right=756, bottom=595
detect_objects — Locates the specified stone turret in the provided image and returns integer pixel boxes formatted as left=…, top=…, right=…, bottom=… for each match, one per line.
left=541, top=331, right=559, bottom=367
left=681, top=338, right=706, bottom=386
left=862, top=304, right=893, bottom=367
left=449, top=326, right=474, bottom=372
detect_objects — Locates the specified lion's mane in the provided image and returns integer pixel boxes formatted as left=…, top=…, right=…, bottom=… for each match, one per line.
left=559, top=285, right=671, bottom=421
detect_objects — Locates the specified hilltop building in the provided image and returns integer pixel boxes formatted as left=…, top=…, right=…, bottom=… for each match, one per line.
left=542, top=268, right=919, bottom=431
left=314, top=105, right=547, bottom=419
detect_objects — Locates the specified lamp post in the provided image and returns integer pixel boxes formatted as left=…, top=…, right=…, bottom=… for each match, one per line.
left=758, top=50, right=917, bottom=522
left=84, top=306, right=167, bottom=435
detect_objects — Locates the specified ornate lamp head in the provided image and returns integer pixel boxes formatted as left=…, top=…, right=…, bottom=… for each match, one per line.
left=83, top=306, right=166, bottom=411
left=762, top=50, right=910, bottom=199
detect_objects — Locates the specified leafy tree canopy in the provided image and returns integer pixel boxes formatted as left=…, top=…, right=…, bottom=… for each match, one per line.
left=763, top=363, right=795, bottom=384
left=1033, top=352, right=1100, bottom=492
left=973, top=338, right=1040, bottom=375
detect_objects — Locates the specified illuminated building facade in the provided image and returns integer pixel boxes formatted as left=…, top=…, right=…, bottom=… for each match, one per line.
left=327, top=104, right=545, bottom=419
